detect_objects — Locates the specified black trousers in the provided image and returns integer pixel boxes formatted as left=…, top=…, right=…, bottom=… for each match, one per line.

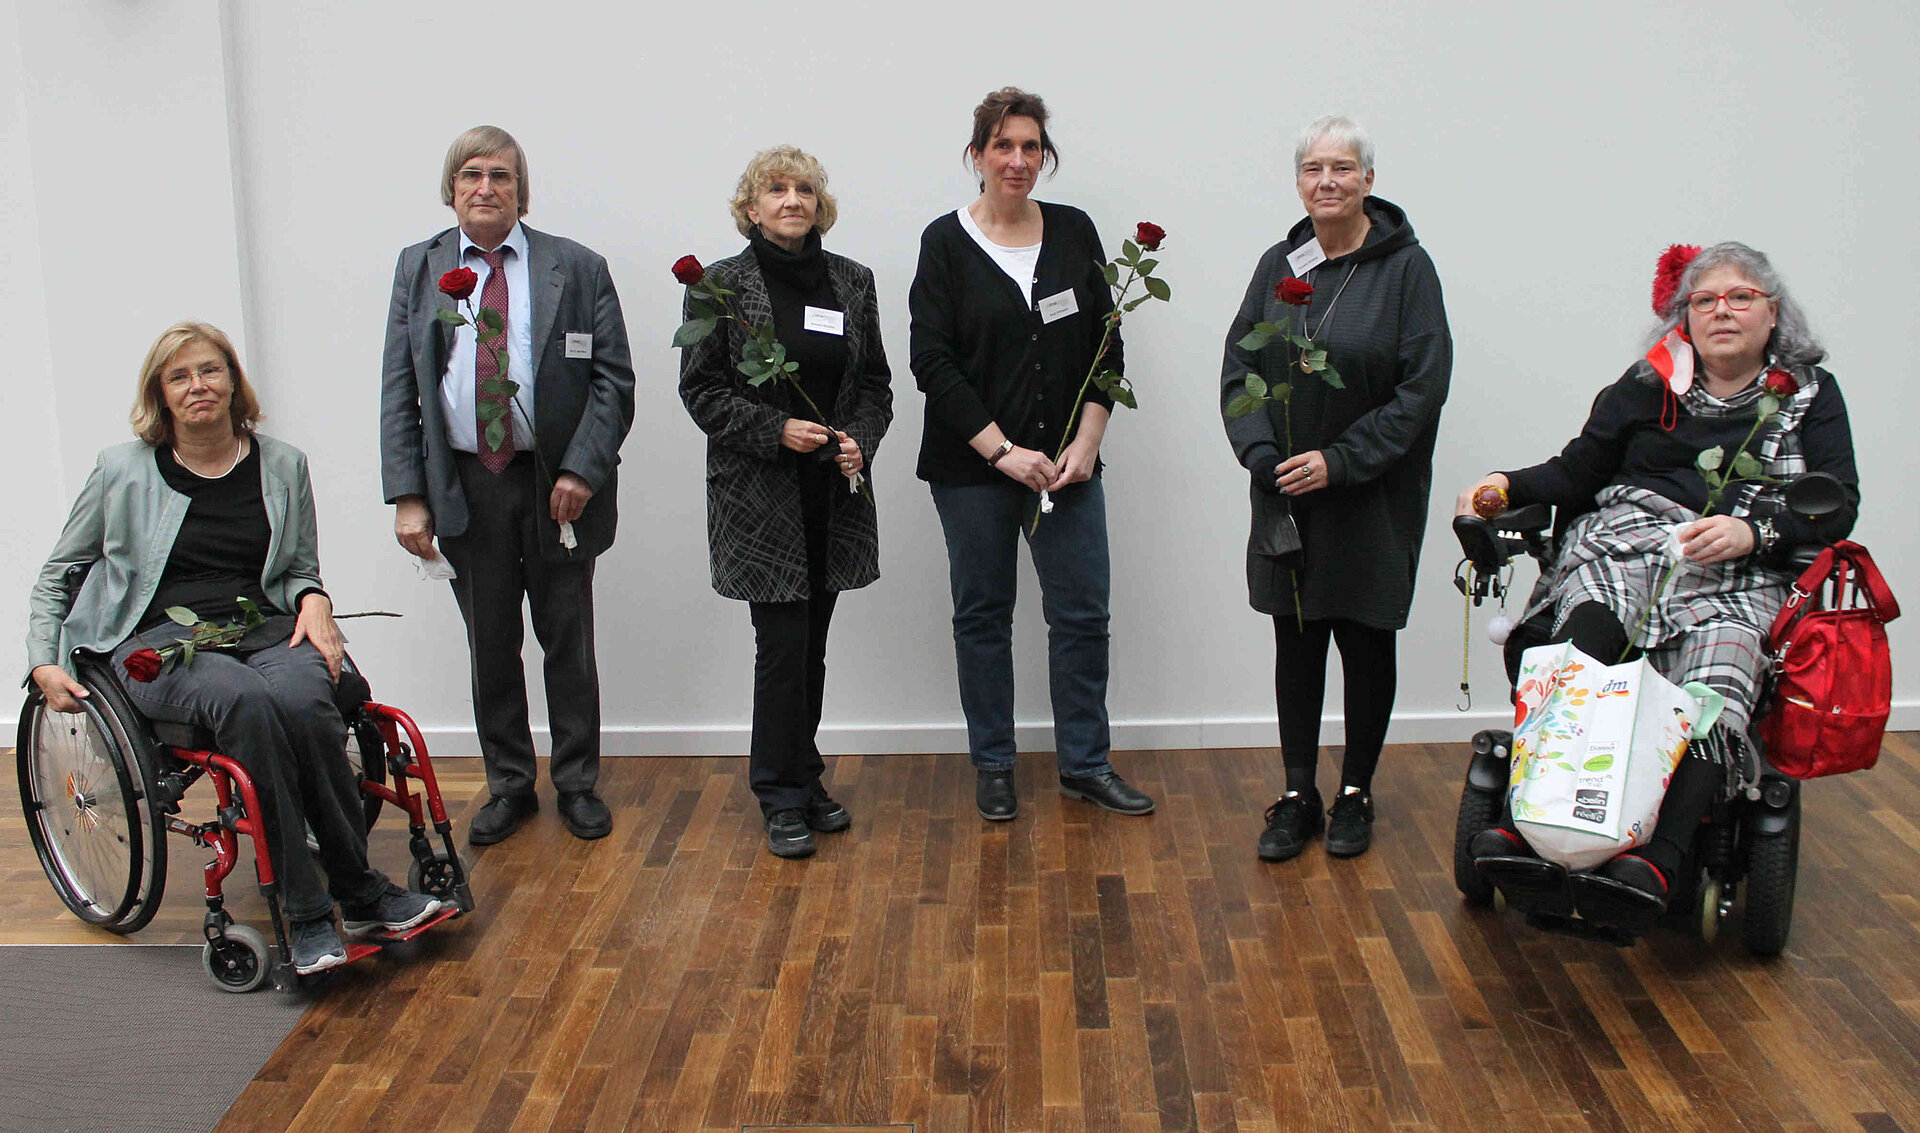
left=441, top=453, right=600, bottom=799
left=1273, top=616, right=1397, bottom=795
left=746, top=469, right=839, bottom=816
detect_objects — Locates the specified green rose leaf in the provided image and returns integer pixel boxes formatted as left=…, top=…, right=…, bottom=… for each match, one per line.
left=1274, top=382, right=1292, bottom=403
left=1124, top=295, right=1152, bottom=313
left=687, top=299, right=716, bottom=320
left=1245, top=373, right=1268, bottom=399
left=166, top=606, right=200, bottom=627
left=1121, top=239, right=1139, bottom=262
left=1109, top=384, right=1138, bottom=410
left=745, top=372, right=772, bottom=387
left=484, top=418, right=507, bottom=450
left=1225, top=393, right=1259, bottom=418
left=1732, top=450, right=1764, bottom=479
left=236, top=596, right=260, bottom=617
left=672, top=318, right=718, bottom=347
left=180, top=643, right=195, bottom=668
left=1320, top=365, right=1345, bottom=390
left=478, top=307, right=504, bottom=332
left=476, top=401, right=506, bottom=421
left=1143, top=276, right=1171, bottom=302
left=783, top=361, right=800, bottom=372
left=480, top=378, right=513, bottom=396
left=1696, top=445, right=1725, bottom=473
left=1238, top=325, right=1276, bottom=352
left=1103, top=263, right=1119, bottom=287
left=1757, top=393, right=1781, bottom=420
left=1136, top=259, right=1158, bottom=275
left=434, top=308, right=466, bottom=326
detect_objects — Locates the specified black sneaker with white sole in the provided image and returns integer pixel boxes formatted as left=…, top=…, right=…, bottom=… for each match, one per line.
left=289, top=916, right=349, bottom=974
left=342, top=883, right=445, bottom=936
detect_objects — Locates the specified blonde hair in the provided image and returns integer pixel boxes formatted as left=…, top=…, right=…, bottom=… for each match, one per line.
left=728, top=145, right=838, bottom=238
left=440, top=125, right=529, bottom=216
left=130, top=322, right=262, bottom=447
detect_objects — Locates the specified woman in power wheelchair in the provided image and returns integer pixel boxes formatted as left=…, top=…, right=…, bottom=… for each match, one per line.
left=23, top=321, right=460, bottom=988
left=1451, top=242, right=1858, bottom=948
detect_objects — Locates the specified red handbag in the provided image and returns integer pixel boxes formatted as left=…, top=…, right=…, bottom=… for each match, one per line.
left=1760, top=541, right=1900, bottom=778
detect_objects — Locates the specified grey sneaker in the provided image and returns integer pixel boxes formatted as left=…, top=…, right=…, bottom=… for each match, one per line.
left=341, top=883, right=445, bottom=936
left=289, top=916, right=349, bottom=974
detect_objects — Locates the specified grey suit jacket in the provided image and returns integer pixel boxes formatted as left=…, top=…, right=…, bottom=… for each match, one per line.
left=380, top=224, right=636, bottom=560
left=26, top=436, right=326, bottom=678
left=678, top=247, right=893, bottom=602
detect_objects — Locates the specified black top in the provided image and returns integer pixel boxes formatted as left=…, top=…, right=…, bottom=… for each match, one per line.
left=1218, top=197, right=1452, bottom=628
left=139, top=443, right=281, bottom=631
left=909, top=202, right=1121, bottom=485
left=1503, top=364, right=1859, bottom=559
left=751, top=227, right=847, bottom=417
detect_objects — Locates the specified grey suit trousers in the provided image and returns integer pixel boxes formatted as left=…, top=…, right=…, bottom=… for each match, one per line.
left=440, top=453, right=600, bottom=798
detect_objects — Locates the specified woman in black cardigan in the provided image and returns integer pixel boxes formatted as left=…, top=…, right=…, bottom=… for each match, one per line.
left=909, top=86, right=1153, bottom=823
left=1219, top=116, right=1452, bottom=862
left=678, top=146, right=893, bottom=859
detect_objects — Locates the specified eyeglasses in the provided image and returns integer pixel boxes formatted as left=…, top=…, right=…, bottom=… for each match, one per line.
left=161, top=363, right=228, bottom=386
left=1686, top=287, right=1772, bottom=314
left=456, top=168, right=517, bottom=188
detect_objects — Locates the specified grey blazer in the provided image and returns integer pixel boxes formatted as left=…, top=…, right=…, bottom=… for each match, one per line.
left=678, top=248, right=893, bottom=602
left=26, top=436, right=326, bottom=678
left=379, top=224, right=636, bottom=560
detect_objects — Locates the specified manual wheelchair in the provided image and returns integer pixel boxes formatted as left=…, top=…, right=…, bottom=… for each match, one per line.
left=17, top=644, right=474, bottom=993
left=1444, top=475, right=1849, bottom=954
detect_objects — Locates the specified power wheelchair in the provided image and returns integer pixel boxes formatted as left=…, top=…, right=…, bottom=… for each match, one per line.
left=1446, top=474, right=1849, bottom=955
left=17, top=590, right=475, bottom=992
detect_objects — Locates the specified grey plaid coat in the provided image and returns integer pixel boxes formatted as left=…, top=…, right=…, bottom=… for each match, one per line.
left=678, top=248, right=893, bottom=602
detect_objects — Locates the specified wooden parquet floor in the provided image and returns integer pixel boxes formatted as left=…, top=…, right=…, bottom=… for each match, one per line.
left=6, top=736, right=1920, bottom=1132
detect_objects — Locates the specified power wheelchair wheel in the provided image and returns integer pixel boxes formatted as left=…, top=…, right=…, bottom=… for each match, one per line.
left=202, top=923, right=271, bottom=993
left=1453, top=787, right=1501, bottom=906
left=1741, top=790, right=1799, bottom=956
left=16, top=669, right=168, bottom=934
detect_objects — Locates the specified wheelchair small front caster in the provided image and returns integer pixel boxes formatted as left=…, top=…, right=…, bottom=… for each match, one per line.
left=409, top=847, right=470, bottom=905
left=202, top=924, right=271, bottom=993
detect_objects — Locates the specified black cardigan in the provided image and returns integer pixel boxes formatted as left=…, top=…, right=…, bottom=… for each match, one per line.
left=908, top=202, right=1120, bottom=485
left=1503, top=364, right=1859, bottom=560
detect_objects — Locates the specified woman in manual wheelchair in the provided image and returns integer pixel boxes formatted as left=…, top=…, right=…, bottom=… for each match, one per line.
left=24, top=321, right=449, bottom=983
left=1452, top=242, right=1858, bottom=945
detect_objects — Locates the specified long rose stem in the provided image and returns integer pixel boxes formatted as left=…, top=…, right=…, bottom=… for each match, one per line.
left=1029, top=264, right=1139, bottom=535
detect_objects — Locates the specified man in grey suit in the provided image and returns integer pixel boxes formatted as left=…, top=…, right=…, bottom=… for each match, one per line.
left=381, top=125, right=635, bottom=845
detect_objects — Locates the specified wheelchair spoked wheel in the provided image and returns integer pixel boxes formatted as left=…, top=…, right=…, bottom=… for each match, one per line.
left=345, top=709, right=387, bottom=832
left=16, top=678, right=167, bottom=933
left=408, top=847, right=467, bottom=902
left=202, top=923, right=271, bottom=994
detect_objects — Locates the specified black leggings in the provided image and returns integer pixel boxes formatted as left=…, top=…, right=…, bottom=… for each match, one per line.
left=1273, top=617, right=1397, bottom=796
left=1526, top=601, right=1720, bottom=882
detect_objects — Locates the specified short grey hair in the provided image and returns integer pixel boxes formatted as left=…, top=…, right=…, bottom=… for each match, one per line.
left=440, top=125, right=529, bottom=216
left=1644, top=241, right=1825, bottom=368
left=1294, top=115, right=1374, bottom=175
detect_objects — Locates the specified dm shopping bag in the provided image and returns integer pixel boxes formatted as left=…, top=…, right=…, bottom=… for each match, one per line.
left=1506, top=641, right=1724, bottom=872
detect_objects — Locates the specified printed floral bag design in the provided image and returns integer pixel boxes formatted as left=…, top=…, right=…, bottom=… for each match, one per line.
left=1507, top=642, right=1723, bottom=871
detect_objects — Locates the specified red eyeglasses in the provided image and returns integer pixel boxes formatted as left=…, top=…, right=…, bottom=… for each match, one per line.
left=1685, top=287, right=1772, bottom=314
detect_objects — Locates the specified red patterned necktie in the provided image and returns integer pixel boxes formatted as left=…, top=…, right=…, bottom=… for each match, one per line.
left=475, top=248, right=513, bottom=473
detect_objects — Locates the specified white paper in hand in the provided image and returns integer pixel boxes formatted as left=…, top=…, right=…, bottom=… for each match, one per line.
left=559, top=521, right=577, bottom=550
left=416, top=542, right=457, bottom=581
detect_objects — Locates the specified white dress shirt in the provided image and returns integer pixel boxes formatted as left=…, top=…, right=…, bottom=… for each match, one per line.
left=441, top=222, right=536, bottom=452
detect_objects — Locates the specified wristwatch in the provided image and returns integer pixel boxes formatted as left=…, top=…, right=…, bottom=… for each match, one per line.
left=987, top=440, right=1014, bottom=466
left=1752, top=515, right=1780, bottom=554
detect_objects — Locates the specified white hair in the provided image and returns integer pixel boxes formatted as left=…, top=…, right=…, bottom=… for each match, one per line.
left=1294, top=115, right=1374, bottom=175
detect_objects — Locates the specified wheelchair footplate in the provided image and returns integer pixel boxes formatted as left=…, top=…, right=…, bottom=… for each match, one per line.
left=347, top=902, right=464, bottom=946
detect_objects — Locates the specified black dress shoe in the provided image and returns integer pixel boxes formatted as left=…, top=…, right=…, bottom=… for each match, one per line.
left=766, top=809, right=815, bottom=858
left=468, top=793, right=538, bottom=845
left=803, top=786, right=851, bottom=833
left=557, top=790, right=613, bottom=840
left=976, top=769, right=1017, bottom=821
left=1058, top=771, right=1155, bottom=815
left=1257, top=790, right=1323, bottom=861
left=1325, top=790, right=1375, bottom=857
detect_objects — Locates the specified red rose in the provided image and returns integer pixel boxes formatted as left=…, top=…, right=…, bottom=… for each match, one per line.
left=672, top=255, right=705, bottom=286
left=1276, top=276, right=1313, bottom=306
left=437, top=267, right=479, bottom=301
left=123, top=648, right=163, bottom=683
left=1134, top=222, right=1165, bottom=251
left=1763, top=370, right=1800, bottom=398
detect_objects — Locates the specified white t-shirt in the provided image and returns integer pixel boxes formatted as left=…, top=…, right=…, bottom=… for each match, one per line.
left=956, top=207, right=1041, bottom=307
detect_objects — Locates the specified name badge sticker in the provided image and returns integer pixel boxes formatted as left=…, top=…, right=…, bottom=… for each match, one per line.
left=1037, top=288, right=1080, bottom=324
left=564, top=333, right=592, bottom=359
left=803, top=307, right=846, bottom=336
left=1285, top=238, right=1326, bottom=277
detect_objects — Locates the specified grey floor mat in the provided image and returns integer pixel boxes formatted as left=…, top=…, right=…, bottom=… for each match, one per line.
left=0, top=946, right=306, bottom=1133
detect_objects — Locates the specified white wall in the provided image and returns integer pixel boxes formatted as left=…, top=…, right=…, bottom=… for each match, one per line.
left=8, top=0, right=1916, bottom=757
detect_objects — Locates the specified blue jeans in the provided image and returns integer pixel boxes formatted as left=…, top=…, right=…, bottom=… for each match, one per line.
left=930, top=478, right=1112, bottom=777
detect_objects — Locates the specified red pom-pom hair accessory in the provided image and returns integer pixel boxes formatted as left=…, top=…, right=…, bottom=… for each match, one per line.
left=1644, top=244, right=1702, bottom=425
left=1650, top=243, right=1700, bottom=316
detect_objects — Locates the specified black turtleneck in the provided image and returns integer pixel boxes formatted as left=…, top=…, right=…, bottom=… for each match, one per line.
left=751, top=227, right=846, bottom=416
